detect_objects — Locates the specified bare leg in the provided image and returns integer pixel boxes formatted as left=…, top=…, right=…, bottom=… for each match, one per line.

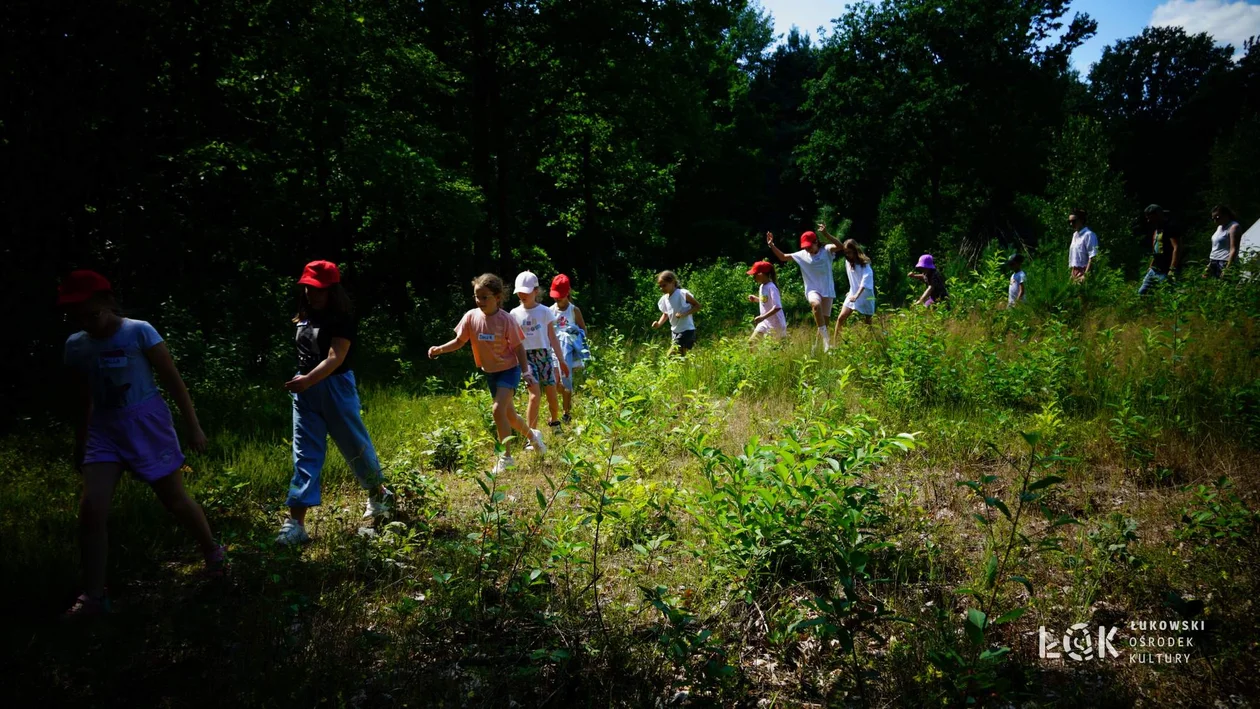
left=525, top=381, right=542, bottom=430
left=150, top=469, right=218, bottom=559
left=79, top=463, right=125, bottom=597
left=289, top=505, right=309, bottom=526
left=493, top=387, right=533, bottom=454
left=561, top=387, right=573, bottom=416
left=544, top=384, right=560, bottom=423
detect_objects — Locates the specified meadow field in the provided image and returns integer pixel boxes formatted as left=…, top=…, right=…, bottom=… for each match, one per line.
left=3, top=259, right=1259, bottom=707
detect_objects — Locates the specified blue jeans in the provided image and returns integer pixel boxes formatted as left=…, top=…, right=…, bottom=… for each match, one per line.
left=287, top=370, right=383, bottom=507
left=1138, top=268, right=1168, bottom=295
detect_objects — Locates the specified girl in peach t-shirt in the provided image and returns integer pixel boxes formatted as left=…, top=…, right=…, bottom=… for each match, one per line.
left=429, top=273, right=545, bottom=473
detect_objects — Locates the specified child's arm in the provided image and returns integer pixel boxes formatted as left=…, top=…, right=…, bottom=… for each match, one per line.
left=766, top=232, right=791, bottom=263
left=286, top=338, right=351, bottom=393
left=754, top=305, right=782, bottom=324
left=428, top=333, right=469, bottom=359
left=1018, top=281, right=1025, bottom=301
left=680, top=292, right=702, bottom=318
left=817, top=222, right=843, bottom=250
left=915, top=285, right=931, bottom=305
left=515, top=343, right=537, bottom=385
left=144, top=343, right=207, bottom=453
left=573, top=305, right=587, bottom=332
left=546, top=321, right=569, bottom=377
left=651, top=313, right=668, bottom=329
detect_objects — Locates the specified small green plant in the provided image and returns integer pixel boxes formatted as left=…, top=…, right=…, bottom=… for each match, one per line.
left=641, top=585, right=737, bottom=692
left=1175, top=476, right=1260, bottom=548
left=422, top=425, right=472, bottom=472
left=1089, top=513, right=1142, bottom=568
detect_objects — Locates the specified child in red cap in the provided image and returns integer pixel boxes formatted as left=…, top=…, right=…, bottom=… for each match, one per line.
left=766, top=223, right=845, bottom=352
left=746, top=261, right=786, bottom=346
left=548, top=274, right=589, bottom=423
left=275, top=261, right=394, bottom=546
left=58, top=270, right=225, bottom=619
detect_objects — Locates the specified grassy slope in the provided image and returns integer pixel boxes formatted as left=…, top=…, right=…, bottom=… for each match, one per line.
left=2, top=306, right=1259, bottom=707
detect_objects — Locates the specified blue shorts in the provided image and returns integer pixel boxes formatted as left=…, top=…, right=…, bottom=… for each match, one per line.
left=486, top=365, right=522, bottom=394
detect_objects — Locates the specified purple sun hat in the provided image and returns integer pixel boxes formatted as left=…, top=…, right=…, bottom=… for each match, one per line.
left=915, top=254, right=936, bottom=270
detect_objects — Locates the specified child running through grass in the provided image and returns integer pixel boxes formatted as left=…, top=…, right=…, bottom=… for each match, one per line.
left=510, top=271, right=569, bottom=442
left=276, top=261, right=393, bottom=546
left=430, top=273, right=545, bottom=473
left=651, top=270, right=702, bottom=356
left=834, top=238, right=875, bottom=341
left=549, top=274, right=589, bottom=423
left=1008, top=253, right=1026, bottom=307
left=767, top=226, right=843, bottom=352
left=59, top=270, right=225, bottom=618
left=909, top=254, right=949, bottom=307
left=746, top=260, right=786, bottom=346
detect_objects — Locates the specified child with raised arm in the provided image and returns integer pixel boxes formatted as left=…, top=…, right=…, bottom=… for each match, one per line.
left=834, top=238, right=876, bottom=341
left=510, top=271, right=569, bottom=441
left=746, top=261, right=786, bottom=345
left=429, top=274, right=545, bottom=473
left=59, top=270, right=225, bottom=619
left=766, top=224, right=843, bottom=351
left=549, top=274, right=589, bottom=423
left=651, top=270, right=701, bottom=356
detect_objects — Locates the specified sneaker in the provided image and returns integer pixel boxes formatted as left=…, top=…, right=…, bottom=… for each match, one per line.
left=493, top=454, right=516, bottom=474
left=203, top=545, right=230, bottom=578
left=549, top=420, right=562, bottom=431
left=530, top=428, right=548, bottom=455
left=275, top=519, right=311, bottom=546
left=63, top=592, right=110, bottom=620
left=363, top=488, right=395, bottom=519
left=562, top=412, right=572, bottom=424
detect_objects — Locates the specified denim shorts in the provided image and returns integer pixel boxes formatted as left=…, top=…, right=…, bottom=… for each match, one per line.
left=485, top=365, right=522, bottom=394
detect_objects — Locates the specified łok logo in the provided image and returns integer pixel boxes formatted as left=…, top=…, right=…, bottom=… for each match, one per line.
left=1039, top=623, right=1121, bottom=661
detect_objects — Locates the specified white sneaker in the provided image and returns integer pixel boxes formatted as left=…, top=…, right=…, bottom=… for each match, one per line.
left=530, top=428, right=547, bottom=455
left=493, top=454, right=516, bottom=474
left=363, top=488, right=394, bottom=519
left=275, top=519, right=310, bottom=546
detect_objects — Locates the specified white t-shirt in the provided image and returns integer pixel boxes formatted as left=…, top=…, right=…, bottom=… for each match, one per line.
left=1069, top=227, right=1098, bottom=269
left=510, top=303, right=555, bottom=351
left=1210, top=222, right=1238, bottom=262
left=658, top=287, right=695, bottom=333
left=757, top=282, right=787, bottom=332
left=790, top=245, right=839, bottom=298
left=844, top=261, right=876, bottom=315
left=1008, top=271, right=1026, bottom=306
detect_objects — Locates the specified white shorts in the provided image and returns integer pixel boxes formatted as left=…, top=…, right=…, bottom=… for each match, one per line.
left=753, top=320, right=786, bottom=337
left=806, top=291, right=834, bottom=317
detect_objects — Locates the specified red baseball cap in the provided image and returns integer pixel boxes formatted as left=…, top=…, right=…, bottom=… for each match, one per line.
left=800, top=231, right=818, bottom=248
left=57, top=270, right=112, bottom=305
left=550, top=273, right=571, bottom=298
left=746, top=261, right=773, bottom=276
left=298, top=260, right=340, bottom=288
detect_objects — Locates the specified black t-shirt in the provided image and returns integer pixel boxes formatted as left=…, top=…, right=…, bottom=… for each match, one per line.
left=1150, top=223, right=1179, bottom=274
left=927, top=271, right=949, bottom=301
left=296, top=310, right=357, bottom=376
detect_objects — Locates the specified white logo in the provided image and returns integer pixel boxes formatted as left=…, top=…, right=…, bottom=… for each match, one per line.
left=1039, top=624, right=1120, bottom=661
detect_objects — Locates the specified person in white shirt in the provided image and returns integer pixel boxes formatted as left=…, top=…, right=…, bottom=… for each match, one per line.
left=510, top=271, right=569, bottom=438
left=766, top=225, right=844, bottom=351
left=1007, top=253, right=1026, bottom=307
left=833, top=238, right=876, bottom=343
left=745, top=260, right=786, bottom=348
left=651, top=270, right=702, bottom=356
left=1204, top=205, right=1242, bottom=279
left=1068, top=210, right=1098, bottom=283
